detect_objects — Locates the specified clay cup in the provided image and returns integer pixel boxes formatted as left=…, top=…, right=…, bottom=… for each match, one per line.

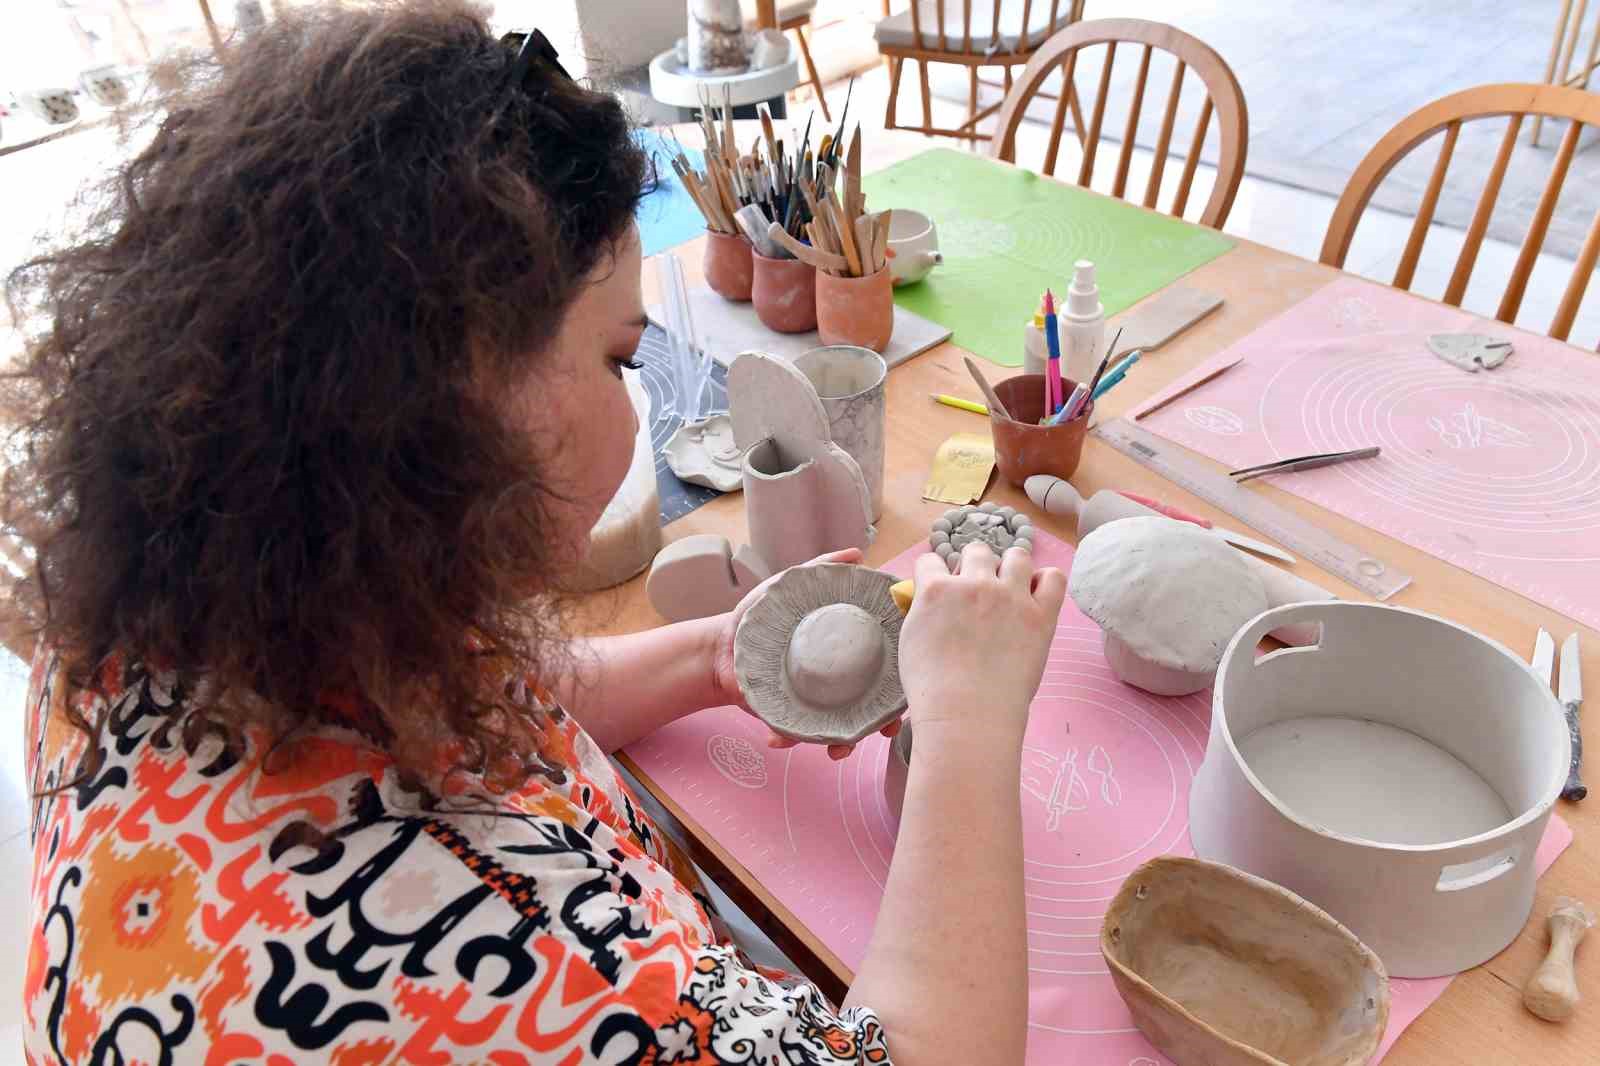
left=794, top=345, right=887, bottom=521
left=751, top=251, right=818, bottom=333
left=703, top=229, right=754, bottom=302
left=816, top=267, right=893, bottom=353
left=990, top=373, right=1091, bottom=487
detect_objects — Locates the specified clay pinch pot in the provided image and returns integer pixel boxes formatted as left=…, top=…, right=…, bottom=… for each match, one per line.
left=733, top=563, right=907, bottom=745
left=752, top=251, right=819, bottom=333
left=703, top=229, right=754, bottom=302
left=816, top=267, right=894, bottom=353
left=990, top=374, right=1090, bottom=487
left=1102, top=856, right=1389, bottom=1066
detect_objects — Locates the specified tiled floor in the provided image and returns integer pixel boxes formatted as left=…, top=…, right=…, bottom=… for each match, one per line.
left=5, top=25, right=1599, bottom=1053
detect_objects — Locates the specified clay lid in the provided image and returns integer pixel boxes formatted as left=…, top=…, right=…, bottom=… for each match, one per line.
left=733, top=563, right=907, bottom=744
left=727, top=350, right=831, bottom=456
left=1068, top=516, right=1268, bottom=672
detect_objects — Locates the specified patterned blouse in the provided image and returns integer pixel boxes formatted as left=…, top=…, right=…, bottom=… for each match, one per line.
left=21, top=650, right=892, bottom=1064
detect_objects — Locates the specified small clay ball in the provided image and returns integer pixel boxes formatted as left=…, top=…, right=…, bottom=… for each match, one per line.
left=936, top=542, right=954, bottom=559
left=932, top=518, right=953, bottom=534
left=930, top=530, right=950, bottom=547
left=1009, top=513, right=1030, bottom=533
left=979, top=502, right=998, bottom=513
left=942, top=508, right=964, bottom=526
left=998, top=506, right=1016, bottom=521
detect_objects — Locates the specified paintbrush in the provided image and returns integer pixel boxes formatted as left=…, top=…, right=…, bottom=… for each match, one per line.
left=829, top=76, right=856, bottom=165
left=1082, top=326, right=1126, bottom=401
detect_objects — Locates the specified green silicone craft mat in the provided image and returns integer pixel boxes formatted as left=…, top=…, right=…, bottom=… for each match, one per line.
left=861, top=148, right=1235, bottom=366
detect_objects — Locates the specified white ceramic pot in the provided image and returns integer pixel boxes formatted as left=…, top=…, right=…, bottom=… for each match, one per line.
left=886, top=209, right=942, bottom=287
left=1190, top=601, right=1570, bottom=978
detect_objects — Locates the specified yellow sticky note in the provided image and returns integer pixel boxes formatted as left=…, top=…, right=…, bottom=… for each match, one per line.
left=923, top=432, right=996, bottom=505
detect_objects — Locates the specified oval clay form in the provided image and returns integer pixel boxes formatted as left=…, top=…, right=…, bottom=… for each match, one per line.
left=1102, top=856, right=1389, bottom=1066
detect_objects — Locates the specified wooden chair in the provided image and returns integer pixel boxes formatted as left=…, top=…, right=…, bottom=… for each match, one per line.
left=744, top=0, right=832, bottom=120
left=876, top=1, right=1087, bottom=143
left=1320, top=84, right=1600, bottom=347
left=991, top=18, right=1249, bottom=230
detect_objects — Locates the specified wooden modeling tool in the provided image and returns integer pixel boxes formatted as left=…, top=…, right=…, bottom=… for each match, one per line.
left=964, top=357, right=1011, bottom=421
left=1133, top=355, right=1243, bottom=421
left=1115, top=287, right=1223, bottom=354
left=1524, top=897, right=1594, bottom=1021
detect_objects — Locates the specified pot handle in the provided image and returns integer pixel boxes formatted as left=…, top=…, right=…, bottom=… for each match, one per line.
left=1230, top=602, right=1337, bottom=666
left=1435, top=845, right=1519, bottom=893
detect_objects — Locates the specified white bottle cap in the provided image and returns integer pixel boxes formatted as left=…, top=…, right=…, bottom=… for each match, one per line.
left=1065, top=260, right=1101, bottom=321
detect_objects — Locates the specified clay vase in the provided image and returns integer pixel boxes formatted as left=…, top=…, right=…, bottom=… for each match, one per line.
left=703, top=230, right=754, bottom=302
left=990, top=373, right=1091, bottom=486
left=816, top=267, right=894, bottom=353
left=751, top=252, right=818, bottom=333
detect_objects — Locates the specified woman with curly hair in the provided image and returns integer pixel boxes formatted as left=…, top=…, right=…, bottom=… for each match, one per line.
left=9, top=2, right=1066, bottom=1062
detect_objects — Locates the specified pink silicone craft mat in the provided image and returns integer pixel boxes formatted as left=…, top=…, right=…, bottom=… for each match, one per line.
left=626, top=530, right=1573, bottom=1064
left=1132, top=276, right=1600, bottom=627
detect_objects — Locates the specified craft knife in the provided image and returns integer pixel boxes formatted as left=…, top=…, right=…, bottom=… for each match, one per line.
left=1533, top=629, right=1556, bottom=687
left=1559, top=634, right=1586, bottom=802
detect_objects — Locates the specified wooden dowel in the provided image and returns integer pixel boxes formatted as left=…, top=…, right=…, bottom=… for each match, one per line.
left=1499, top=116, right=1582, bottom=324
left=1145, top=59, right=1186, bottom=210
left=1171, top=94, right=1212, bottom=219
left=1552, top=206, right=1600, bottom=342
left=1113, top=45, right=1154, bottom=200
left=1077, top=41, right=1118, bottom=188
left=1445, top=113, right=1524, bottom=306
left=1393, top=121, right=1460, bottom=291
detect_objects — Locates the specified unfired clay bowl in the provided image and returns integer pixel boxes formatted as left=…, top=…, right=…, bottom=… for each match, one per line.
left=1069, top=516, right=1268, bottom=696
left=664, top=414, right=744, bottom=492
left=733, top=563, right=907, bottom=744
left=1102, top=856, right=1389, bottom=1066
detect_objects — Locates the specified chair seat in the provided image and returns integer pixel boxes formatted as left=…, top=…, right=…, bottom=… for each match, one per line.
left=741, top=0, right=819, bottom=30
left=875, top=1, right=1059, bottom=55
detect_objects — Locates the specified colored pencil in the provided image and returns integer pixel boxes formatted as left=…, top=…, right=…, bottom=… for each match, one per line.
left=1043, top=290, right=1063, bottom=415
left=932, top=393, right=988, bottom=415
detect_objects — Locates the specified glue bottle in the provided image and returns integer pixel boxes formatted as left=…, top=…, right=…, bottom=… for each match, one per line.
left=1062, top=260, right=1105, bottom=385
left=1023, top=299, right=1049, bottom=377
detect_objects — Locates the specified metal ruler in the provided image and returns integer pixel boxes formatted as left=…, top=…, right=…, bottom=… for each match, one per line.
left=1093, top=418, right=1412, bottom=600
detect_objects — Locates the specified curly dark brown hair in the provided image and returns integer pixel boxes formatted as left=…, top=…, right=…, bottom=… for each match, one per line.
left=2, top=0, right=650, bottom=790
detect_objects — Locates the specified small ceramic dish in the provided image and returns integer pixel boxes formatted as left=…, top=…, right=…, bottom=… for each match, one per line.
left=733, top=563, right=907, bottom=744
left=664, top=413, right=744, bottom=492
left=1102, top=856, right=1389, bottom=1066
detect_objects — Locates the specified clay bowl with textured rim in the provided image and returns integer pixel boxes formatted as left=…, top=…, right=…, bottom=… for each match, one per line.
left=1102, top=856, right=1389, bottom=1066
left=733, top=563, right=907, bottom=744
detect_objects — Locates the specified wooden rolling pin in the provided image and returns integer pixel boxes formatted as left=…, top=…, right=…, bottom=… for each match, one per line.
left=1524, top=897, right=1594, bottom=1021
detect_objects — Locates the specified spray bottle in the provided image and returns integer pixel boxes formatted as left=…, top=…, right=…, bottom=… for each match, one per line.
left=1062, top=260, right=1105, bottom=386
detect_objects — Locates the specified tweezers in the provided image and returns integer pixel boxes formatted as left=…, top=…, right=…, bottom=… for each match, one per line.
left=1229, top=446, right=1381, bottom=482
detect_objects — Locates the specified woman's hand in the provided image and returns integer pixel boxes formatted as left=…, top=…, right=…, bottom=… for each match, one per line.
left=710, top=547, right=901, bottom=760
left=898, top=542, right=1067, bottom=745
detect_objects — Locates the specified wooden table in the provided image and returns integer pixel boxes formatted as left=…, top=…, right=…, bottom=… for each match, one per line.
left=585, top=124, right=1600, bottom=1064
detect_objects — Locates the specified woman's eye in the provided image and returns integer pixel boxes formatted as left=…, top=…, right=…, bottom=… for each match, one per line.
left=609, top=356, right=643, bottom=378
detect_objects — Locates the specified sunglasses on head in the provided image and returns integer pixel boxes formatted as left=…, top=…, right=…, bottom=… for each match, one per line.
left=499, top=29, right=571, bottom=100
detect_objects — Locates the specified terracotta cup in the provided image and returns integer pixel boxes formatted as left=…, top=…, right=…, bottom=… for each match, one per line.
left=989, top=373, right=1091, bottom=486
left=816, top=267, right=894, bottom=353
left=703, top=229, right=754, bottom=302
left=751, top=251, right=818, bottom=333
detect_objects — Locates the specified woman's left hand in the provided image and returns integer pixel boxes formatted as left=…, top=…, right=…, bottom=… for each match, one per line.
left=711, top=547, right=902, bottom=761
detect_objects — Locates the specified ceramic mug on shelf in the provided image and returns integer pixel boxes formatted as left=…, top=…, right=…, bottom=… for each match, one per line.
left=751, top=251, right=818, bottom=333
left=703, top=229, right=754, bottom=302
left=78, top=66, right=133, bottom=108
left=886, top=209, right=942, bottom=287
left=816, top=267, right=893, bottom=352
left=16, top=88, right=79, bottom=126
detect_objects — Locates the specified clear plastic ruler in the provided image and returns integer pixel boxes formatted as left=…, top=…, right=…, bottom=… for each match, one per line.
left=1093, top=418, right=1412, bottom=600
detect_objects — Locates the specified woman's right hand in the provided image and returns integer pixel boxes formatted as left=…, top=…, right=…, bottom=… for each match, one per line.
left=897, top=542, right=1067, bottom=744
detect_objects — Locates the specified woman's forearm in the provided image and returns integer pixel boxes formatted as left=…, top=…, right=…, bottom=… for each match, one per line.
left=844, top=721, right=1029, bottom=1065
left=554, top=615, right=728, bottom=753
